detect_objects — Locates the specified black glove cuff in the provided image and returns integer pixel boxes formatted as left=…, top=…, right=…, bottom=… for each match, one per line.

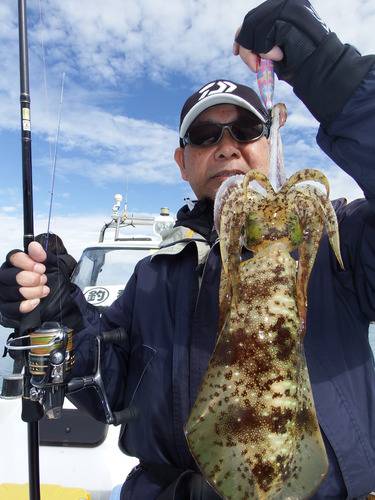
left=291, top=33, right=375, bottom=125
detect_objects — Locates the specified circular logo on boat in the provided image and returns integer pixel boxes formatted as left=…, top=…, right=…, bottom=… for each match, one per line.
left=84, top=287, right=110, bottom=305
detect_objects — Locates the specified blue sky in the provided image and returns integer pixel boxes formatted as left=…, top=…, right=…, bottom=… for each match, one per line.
left=0, top=0, right=374, bottom=260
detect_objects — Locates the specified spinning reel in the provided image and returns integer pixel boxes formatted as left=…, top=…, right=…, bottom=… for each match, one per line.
left=6, top=322, right=136, bottom=425
left=6, top=322, right=74, bottom=419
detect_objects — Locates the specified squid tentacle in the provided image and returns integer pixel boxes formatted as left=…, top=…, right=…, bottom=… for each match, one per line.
left=279, top=169, right=330, bottom=198
left=242, top=169, right=275, bottom=198
left=293, top=185, right=344, bottom=270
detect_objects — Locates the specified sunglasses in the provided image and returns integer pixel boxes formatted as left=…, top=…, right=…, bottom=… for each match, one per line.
left=182, top=117, right=269, bottom=147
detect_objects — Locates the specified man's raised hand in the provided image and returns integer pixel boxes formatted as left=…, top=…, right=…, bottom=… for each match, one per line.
left=233, top=26, right=284, bottom=73
left=233, top=0, right=331, bottom=83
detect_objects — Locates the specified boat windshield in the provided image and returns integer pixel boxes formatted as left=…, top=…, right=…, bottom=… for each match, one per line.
left=71, top=246, right=154, bottom=289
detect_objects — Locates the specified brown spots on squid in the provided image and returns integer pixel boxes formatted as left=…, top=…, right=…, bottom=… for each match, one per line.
left=269, top=407, right=294, bottom=434
left=261, top=374, right=284, bottom=391
left=219, top=406, right=263, bottom=442
left=217, top=404, right=296, bottom=455
left=213, top=328, right=274, bottom=380
left=272, top=317, right=295, bottom=361
left=264, top=226, right=289, bottom=242
left=237, top=274, right=289, bottom=302
left=274, top=264, right=284, bottom=275
left=252, top=460, right=276, bottom=492
left=212, top=328, right=255, bottom=370
left=296, top=405, right=316, bottom=435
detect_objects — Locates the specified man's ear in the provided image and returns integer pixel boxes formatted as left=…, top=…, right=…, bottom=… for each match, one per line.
left=174, top=147, right=188, bottom=181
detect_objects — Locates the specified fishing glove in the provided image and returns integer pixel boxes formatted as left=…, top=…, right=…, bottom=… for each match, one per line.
left=236, top=0, right=375, bottom=125
left=0, top=250, right=84, bottom=335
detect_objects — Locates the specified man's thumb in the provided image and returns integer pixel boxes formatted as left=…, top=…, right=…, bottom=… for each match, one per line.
left=28, top=241, right=47, bottom=263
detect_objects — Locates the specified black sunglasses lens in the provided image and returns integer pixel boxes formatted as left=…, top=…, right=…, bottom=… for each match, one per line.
left=185, top=118, right=265, bottom=146
left=188, top=124, right=222, bottom=146
left=231, top=119, right=264, bottom=141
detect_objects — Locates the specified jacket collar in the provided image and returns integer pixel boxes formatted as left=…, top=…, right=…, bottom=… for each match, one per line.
left=151, top=199, right=216, bottom=262
left=174, top=198, right=217, bottom=245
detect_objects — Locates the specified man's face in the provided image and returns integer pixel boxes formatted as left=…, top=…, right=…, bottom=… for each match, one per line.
left=175, top=104, right=270, bottom=200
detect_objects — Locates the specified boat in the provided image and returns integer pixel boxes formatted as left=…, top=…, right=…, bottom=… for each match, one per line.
left=0, top=196, right=175, bottom=499
left=71, top=194, right=174, bottom=307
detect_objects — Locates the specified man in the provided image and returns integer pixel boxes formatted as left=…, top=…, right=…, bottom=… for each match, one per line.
left=1, top=0, right=375, bottom=498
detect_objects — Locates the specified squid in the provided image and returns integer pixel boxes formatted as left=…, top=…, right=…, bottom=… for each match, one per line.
left=185, top=169, right=344, bottom=499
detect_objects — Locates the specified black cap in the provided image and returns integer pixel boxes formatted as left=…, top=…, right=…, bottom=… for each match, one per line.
left=179, top=80, right=269, bottom=144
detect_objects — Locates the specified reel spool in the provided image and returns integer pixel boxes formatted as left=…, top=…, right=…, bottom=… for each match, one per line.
left=6, top=322, right=74, bottom=418
left=29, top=324, right=74, bottom=381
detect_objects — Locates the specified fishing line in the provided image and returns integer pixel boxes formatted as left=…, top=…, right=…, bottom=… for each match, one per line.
left=36, top=0, right=66, bottom=325
left=37, top=0, right=53, bottom=171
left=45, top=71, right=65, bottom=246
left=37, top=0, right=66, bottom=250
left=43, top=74, right=66, bottom=329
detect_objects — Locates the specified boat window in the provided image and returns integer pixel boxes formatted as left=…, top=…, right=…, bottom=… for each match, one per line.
left=72, top=247, right=152, bottom=290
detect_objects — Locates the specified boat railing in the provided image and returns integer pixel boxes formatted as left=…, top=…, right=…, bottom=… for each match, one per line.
left=99, top=194, right=174, bottom=243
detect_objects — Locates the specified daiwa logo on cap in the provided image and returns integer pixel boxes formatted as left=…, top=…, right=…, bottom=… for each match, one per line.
left=198, top=80, right=237, bottom=101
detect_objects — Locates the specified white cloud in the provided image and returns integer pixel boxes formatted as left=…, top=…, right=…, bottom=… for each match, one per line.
left=0, top=207, right=172, bottom=264
left=0, top=213, right=115, bottom=262
left=0, top=206, right=17, bottom=213
left=3, top=0, right=374, bottom=95
left=0, top=188, right=19, bottom=197
left=49, top=155, right=179, bottom=186
left=26, top=0, right=375, bottom=86
left=323, top=166, right=364, bottom=201
left=0, top=0, right=373, bottom=203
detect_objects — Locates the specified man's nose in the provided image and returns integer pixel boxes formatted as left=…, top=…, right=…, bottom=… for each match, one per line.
left=214, top=129, right=241, bottom=160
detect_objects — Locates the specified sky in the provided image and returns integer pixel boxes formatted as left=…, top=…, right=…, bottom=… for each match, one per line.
left=0, top=0, right=374, bottom=261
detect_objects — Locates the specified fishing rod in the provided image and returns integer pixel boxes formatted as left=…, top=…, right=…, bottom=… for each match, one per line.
left=17, top=1, right=43, bottom=499
left=16, top=8, right=77, bottom=499
left=12, top=5, right=141, bottom=498
left=16, top=8, right=76, bottom=500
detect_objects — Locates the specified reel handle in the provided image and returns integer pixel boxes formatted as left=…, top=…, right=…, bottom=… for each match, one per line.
left=100, top=328, right=128, bottom=346
left=66, top=376, right=137, bottom=424
left=66, top=375, right=95, bottom=393
left=112, top=407, right=138, bottom=426
left=67, top=332, right=136, bottom=426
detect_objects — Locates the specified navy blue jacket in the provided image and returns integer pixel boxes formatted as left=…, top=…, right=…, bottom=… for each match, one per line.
left=70, top=67, right=375, bottom=499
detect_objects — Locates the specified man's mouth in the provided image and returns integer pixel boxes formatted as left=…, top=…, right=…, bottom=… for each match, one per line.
left=211, top=170, right=245, bottom=179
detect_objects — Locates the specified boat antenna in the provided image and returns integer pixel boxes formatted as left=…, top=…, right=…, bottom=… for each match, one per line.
left=123, top=175, right=129, bottom=217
